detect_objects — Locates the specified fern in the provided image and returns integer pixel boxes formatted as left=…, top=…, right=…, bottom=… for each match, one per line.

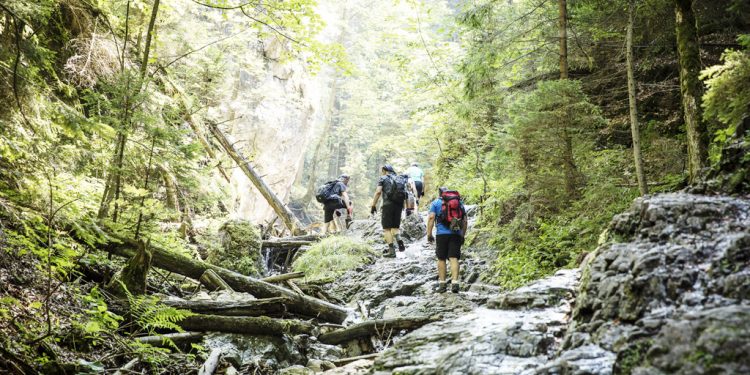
left=122, top=284, right=194, bottom=351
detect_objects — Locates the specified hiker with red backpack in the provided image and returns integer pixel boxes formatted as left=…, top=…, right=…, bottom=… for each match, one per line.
left=427, top=187, right=468, bottom=293
left=370, top=165, right=408, bottom=258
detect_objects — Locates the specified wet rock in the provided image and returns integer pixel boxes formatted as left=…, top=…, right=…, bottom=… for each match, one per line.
left=535, top=344, right=616, bottom=375
left=204, top=333, right=303, bottom=371
left=487, top=270, right=577, bottom=310
left=306, top=358, right=336, bottom=372
left=558, top=193, right=750, bottom=373
left=322, top=359, right=374, bottom=374
left=279, top=365, right=316, bottom=375
left=400, top=213, right=426, bottom=243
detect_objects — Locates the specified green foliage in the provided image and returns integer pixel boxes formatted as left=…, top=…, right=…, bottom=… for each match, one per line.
left=73, top=287, right=123, bottom=345
left=124, top=289, right=193, bottom=351
left=293, top=236, right=378, bottom=281
left=206, top=220, right=262, bottom=276
left=701, top=34, right=750, bottom=160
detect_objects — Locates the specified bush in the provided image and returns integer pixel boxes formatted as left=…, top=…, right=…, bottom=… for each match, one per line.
left=292, top=236, right=378, bottom=281
left=206, top=220, right=263, bottom=276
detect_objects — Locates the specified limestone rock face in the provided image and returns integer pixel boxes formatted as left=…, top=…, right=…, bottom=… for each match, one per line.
left=552, top=193, right=750, bottom=374
left=210, top=37, right=334, bottom=224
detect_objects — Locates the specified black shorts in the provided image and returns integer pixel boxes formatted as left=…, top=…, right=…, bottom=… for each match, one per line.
left=324, top=200, right=345, bottom=222
left=381, top=203, right=403, bottom=229
left=436, top=234, right=463, bottom=260
left=414, top=181, right=424, bottom=198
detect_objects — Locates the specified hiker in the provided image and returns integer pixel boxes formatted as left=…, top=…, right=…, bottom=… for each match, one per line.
left=370, top=165, right=407, bottom=257
left=401, top=174, right=418, bottom=216
left=316, top=175, right=352, bottom=235
left=427, top=187, right=468, bottom=293
left=406, top=162, right=425, bottom=206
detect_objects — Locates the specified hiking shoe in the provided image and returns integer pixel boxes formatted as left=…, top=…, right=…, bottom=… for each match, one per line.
left=397, top=240, right=406, bottom=252
left=435, top=283, right=447, bottom=293
left=451, top=283, right=460, bottom=293
left=383, top=246, right=396, bottom=258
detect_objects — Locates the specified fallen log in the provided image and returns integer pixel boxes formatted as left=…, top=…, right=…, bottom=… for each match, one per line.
left=113, top=358, right=139, bottom=375
left=262, top=271, right=305, bottom=283
left=262, top=239, right=313, bottom=249
left=318, top=316, right=437, bottom=345
left=102, top=235, right=349, bottom=323
left=197, top=348, right=223, bottom=375
left=135, top=332, right=205, bottom=348
left=333, top=353, right=380, bottom=366
left=199, top=269, right=234, bottom=292
left=180, top=314, right=315, bottom=336
left=161, top=297, right=289, bottom=317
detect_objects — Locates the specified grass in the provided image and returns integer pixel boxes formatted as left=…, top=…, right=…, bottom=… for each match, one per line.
left=292, top=236, right=379, bottom=281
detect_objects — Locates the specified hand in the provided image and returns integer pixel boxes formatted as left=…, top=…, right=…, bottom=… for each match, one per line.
left=370, top=206, right=377, bottom=215
left=347, top=207, right=353, bottom=216
left=427, top=234, right=434, bottom=243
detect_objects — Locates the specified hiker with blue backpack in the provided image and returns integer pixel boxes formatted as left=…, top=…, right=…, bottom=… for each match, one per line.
left=370, top=165, right=408, bottom=258
left=427, top=187, right=468, bottom=293
left=316, top=175, right=352, bottom=235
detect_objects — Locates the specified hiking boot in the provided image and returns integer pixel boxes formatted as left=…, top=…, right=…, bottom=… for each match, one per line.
left=383, top=246, right=396, bottom=258
left=451, top=283, right=460, bottom=293
left=435, top=282, right=447, bottom=293
left=397, top=240, right=405, bottom=252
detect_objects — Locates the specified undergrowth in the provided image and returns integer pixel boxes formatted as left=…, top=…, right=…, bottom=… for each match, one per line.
left=292, top=236, right=378, bottom=281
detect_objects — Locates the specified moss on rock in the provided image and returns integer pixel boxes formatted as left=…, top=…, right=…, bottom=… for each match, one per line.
left=206, top=220, right=263, bottom=276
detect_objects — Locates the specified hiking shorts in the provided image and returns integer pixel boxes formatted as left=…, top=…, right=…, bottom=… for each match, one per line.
left=436, top=234, right=464, bottom=260
left=381, top=203, right=403, bottom=229
left=324, top=200, right=346, bottom=222
left=414, top=181, right=424, bottom=198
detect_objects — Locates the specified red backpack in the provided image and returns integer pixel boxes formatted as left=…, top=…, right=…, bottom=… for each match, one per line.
left=438, top=191, right=466, bottom=231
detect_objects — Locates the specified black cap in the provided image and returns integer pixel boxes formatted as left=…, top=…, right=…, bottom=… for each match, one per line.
left=339, top=174, right=350, bottom=181
left=382, top=164, right=395, bottom=173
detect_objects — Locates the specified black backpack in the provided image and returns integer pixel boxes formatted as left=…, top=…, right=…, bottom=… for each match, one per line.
left=315, top=181, right=338, bottom=203
left=382, top=174, right=407, bottom=203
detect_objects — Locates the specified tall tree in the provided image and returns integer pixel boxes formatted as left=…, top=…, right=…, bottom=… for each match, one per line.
left=627, top=0, right=648, bottom=195
left=559, top=0, right=568, bottom=79
left=674, top=0, right=708, bottom=183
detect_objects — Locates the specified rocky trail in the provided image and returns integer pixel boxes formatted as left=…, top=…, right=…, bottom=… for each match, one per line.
left=153, top=192, right=750, bottom=375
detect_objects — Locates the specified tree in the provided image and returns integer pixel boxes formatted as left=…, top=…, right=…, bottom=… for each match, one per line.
left=627, top=0, right=648, bottom=195
left=559, top=0, right=569, bottom=79
left=674, top=0, right=709, bottom=183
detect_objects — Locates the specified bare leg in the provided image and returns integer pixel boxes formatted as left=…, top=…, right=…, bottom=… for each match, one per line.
left=449, top=257, right=460, bottom=282
left=437, top=259, right=447, bottom=282
left=384, top=229, right=394, bottom=244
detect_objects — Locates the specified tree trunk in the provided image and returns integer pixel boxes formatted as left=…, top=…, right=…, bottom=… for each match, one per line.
left=559, top=0, right=568, bottom=79
left=627, top=0, right=648, bottom=195
left=135, top=332, right=205, bottom=348
left=139, top=0, right=160, bottom=78
left=262, top=271, right=305, bottom=283
left=161, top=297, right=290, bottom=317
left=179, top=314, right=315, bottom=336
left=674, top=0, right=708, bottom=183
left=162, top=74, right=231, bottom=182
left=199, top=269, right=234, bottom=292
left=99, top=235, right=349, bottom=323
left=208, top=123, right=305, bottom=235
left=106, top=239, right=152, bottom=297
left=318, top=316, right=437, bottom=345
left=159, top=163, right=181, bottom=212
left=197, top=348, right=223, bottom=375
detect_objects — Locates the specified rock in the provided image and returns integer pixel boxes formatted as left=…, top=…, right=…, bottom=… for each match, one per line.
left=307, top=359, right=336, bottom=372
left=322, top=359, right=373, bottom=375
left=557, top=193, right=750, bottom=373
left=400, top=213, right=426, bottom=242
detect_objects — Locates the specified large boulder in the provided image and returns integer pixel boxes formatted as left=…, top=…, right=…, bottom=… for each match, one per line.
left=206, top=220, right=263, bottom=276
left=553, top=193, right=750, bottom=374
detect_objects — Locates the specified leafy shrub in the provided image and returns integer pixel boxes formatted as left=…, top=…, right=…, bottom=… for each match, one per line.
left=293, top=236, right=378, bottom=281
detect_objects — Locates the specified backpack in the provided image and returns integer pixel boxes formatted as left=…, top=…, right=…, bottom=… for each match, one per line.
left=438, top=191, right=466, bottom=231
left=382, top=174, right=407, bottom=203
left=315, top=181, right=338, bottom=203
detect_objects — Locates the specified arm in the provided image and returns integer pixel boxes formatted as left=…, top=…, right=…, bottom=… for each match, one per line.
left=342, top=191, right=352, bottom=214
left=370, top=186, right=382, bottom=213
left=427, top=211, right=436, bottom=242
left=461, top=215, right=468, bottom=237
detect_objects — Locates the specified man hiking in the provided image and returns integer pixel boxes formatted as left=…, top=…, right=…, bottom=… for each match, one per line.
left=427, top=187, right=468, bottom=293
left=406, top=162, right=425, bottom=206
left=317, top=175, right=352, bottom=235
left=370, top=165, right=407, bottom=257
left=401, top=173, right=418, bottom=216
